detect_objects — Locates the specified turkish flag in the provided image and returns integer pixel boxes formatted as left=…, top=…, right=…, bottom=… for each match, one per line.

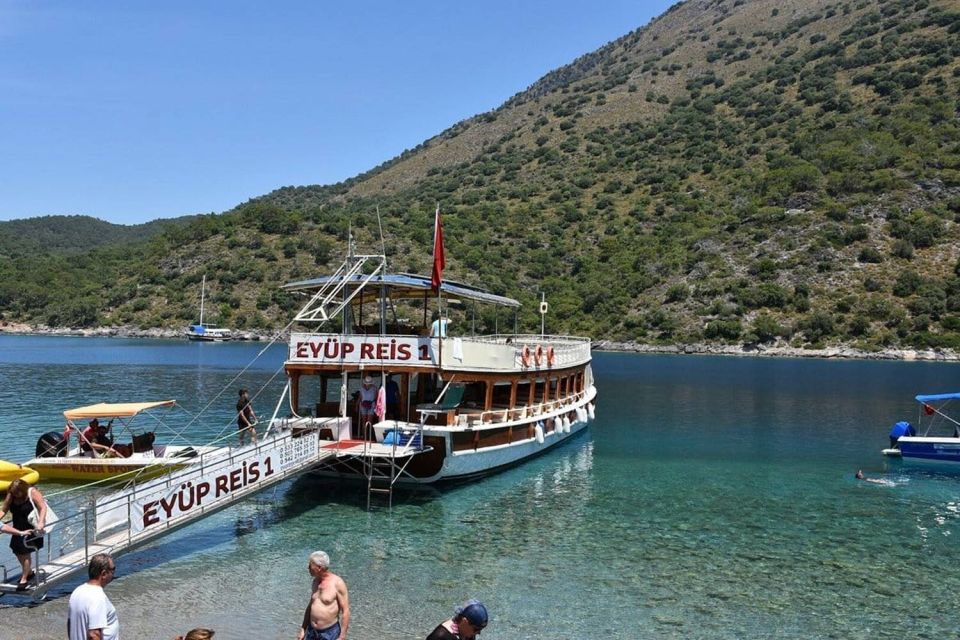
left=431, top=204, right=445, bottom=293
left=924, top=404, right=935, bottom=416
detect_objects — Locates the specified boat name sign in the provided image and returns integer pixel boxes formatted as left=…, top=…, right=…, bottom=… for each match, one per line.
left=289, top=334, right=437, bottom=366
left=126, top=436, right=319, bottom=534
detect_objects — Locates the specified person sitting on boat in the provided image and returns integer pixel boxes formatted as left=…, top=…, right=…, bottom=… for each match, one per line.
left=357, top=375, right=377, bottom=429
left=888, top=421, right=915, bottom=449
left=430, top=311, right=450, bottom=338
left=80, top=419, right=120, bottom=457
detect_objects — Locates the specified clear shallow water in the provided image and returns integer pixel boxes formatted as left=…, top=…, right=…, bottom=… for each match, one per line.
left=1, top=337, right=960, bottom=638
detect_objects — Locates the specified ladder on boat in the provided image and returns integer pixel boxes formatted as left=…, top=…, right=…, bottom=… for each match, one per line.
left=0, top=428, right=336, bottom=601
left=362, top=425, right=429, bottom=509
left=293, top=254, right=386, bottom=323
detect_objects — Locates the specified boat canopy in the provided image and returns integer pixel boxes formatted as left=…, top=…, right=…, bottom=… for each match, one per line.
left=64, top=401, right=177, bottom=420
left=915, top=393, right=960, bottom=403
left=282, top=273, right=521, bottom=308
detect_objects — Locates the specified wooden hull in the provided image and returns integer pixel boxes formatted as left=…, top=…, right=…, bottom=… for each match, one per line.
left=309, top=387, right=597, bottom=484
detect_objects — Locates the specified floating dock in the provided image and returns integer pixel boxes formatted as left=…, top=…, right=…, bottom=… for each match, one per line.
left=0, top=421, right=425, bottom=600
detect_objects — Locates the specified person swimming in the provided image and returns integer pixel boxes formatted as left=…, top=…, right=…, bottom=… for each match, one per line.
left=855, top=469, right=896, bottom=486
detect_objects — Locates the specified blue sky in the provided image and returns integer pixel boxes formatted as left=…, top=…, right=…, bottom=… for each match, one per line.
left=0, top=1, right=673, bottom=225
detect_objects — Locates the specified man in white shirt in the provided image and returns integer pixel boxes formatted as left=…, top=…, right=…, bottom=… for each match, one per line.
left=430, top=311, right=450, bottom=338
left=68, top=553, right=119, bottom=640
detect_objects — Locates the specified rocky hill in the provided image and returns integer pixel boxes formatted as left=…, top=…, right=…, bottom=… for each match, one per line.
left=3, top=0, right=960, bottom=352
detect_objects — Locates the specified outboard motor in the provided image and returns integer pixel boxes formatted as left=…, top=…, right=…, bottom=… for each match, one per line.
left=35, top=430, right=68, bottom=458
left=889, top=421, right=915, bottom=449
left=132, top=431, right=156, bottom=453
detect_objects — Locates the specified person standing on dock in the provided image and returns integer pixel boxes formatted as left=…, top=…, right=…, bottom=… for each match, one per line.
left=236, top=388, right=258, bottom=446
left=299, top=550, right=350, bottom=640
left=0, top=478, right=48, bottom=591
left=68, top=553, right=119, bottom=640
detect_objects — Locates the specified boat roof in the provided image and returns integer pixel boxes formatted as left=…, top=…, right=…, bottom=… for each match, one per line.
left=282, top=273, right=521, bottom=308
left=64, top=400, right=177, bottom=420
left=915, top=393, right=960, bottom=403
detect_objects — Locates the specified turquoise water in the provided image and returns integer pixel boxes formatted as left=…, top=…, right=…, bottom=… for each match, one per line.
left=1, top=336, right=960, bottom=638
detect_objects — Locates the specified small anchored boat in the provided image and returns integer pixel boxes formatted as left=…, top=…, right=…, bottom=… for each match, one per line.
left=23, top=400, right=224, bottom=482
left=882, top=393, right=960, bottom=464
left=187, top=275, right=233, bottom=341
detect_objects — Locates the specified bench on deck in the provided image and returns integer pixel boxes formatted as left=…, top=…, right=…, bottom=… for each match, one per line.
left=416, top=384, right=466, bottom=426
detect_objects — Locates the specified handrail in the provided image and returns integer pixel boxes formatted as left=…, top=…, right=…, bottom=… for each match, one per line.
left=2, top=429, right=327, bottom=597
left=470, top=389, right=591, bottom=427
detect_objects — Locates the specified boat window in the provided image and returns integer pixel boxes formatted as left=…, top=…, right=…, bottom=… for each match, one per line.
left=293, top=374, right=323, bottom=416
left=462, top=382, right=487, bottom=409
left=491, top=381, right=512, bottom=408
left=534, top=379, right=546, bottom=404
left=547, top=377, right=558, bottom=401
left=515, top=380, right=531, bottom=406
left=324, top=376, right=344, bottom=403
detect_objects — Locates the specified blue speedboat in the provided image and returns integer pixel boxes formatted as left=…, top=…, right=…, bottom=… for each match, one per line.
left=883, top=393, right=960, bottom=463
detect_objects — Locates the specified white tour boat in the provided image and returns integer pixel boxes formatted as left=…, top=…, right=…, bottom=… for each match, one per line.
left=266, top=246, right=597, bottom=492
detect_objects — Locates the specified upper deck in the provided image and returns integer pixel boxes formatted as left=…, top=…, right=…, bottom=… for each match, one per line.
left=285, top=333, right=592, bottom=374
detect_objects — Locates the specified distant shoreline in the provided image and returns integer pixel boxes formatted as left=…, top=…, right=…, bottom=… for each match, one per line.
left=594, top=340, right=960, bottom=362
left=1, top=323, right=957, bottom=362
left=0, top=322, right=277, bottom=342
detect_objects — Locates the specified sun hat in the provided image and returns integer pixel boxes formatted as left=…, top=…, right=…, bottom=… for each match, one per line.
left=363, top=375, right=373, bottom=384
left=456, top=599, right=488, bottom=628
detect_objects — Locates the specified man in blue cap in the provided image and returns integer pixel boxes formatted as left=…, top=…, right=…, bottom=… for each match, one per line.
left=426, top=599, right=488, bottom=639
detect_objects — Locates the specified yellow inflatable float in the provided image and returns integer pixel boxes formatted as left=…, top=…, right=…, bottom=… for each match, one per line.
left=0, top=460, right=40, bottom=493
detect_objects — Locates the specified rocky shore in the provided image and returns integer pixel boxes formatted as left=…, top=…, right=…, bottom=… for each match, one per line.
left=0, top=321, right=277, bottom=342
left=1, top=322, right=957, bottom=362
left=594, top=340, right=960, bottom=362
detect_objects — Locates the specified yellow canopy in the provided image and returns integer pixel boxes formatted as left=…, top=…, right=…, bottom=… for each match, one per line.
left=63, top=400, right=176, bottom=420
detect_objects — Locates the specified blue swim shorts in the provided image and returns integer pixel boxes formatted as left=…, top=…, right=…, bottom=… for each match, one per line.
left=305, top=622, right=340, bottom=640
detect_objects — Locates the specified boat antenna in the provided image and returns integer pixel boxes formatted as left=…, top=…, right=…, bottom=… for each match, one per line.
left=376, top=204, right=387, bottom=269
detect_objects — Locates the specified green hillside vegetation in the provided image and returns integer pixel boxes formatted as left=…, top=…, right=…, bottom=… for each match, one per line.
left=3, top=0, right=960, bottom=351
left=0, top=215, right=194, bottom=258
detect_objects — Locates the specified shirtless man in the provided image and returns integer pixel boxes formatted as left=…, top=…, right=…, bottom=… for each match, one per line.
left=298, top=551, right=350, bottom=640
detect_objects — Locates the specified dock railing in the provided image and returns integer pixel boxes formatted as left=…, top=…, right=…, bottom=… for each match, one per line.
left=1, top=426, right=332, bottom=600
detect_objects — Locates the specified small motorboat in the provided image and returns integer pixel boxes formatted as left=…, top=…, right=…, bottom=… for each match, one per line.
left=883, top=393, right=960, bottom=464
left=0, top=460, right=39, bottom=493
left=23, top=400, right=225, bottom=483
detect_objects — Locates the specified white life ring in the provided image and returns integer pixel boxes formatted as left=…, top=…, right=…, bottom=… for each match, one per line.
left=587, top=403, right=596, bottom=420
left=534, top=422, right=545, bottom=444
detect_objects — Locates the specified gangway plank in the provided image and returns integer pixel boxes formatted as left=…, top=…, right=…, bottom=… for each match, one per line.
left=0, top=427, right=426, bottom=601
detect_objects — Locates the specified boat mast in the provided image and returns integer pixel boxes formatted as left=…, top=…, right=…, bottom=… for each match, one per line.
left=200, top=274, right=206, bottom=327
